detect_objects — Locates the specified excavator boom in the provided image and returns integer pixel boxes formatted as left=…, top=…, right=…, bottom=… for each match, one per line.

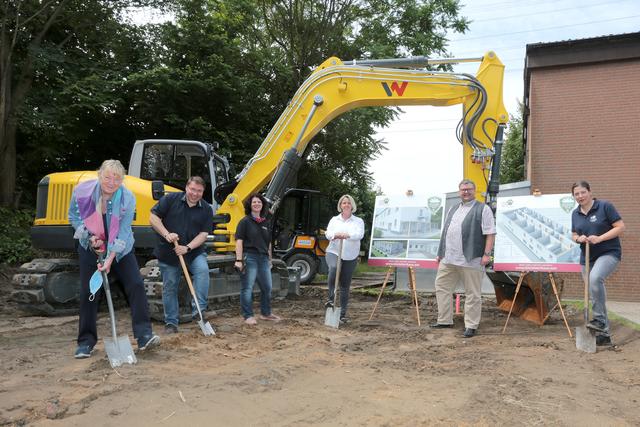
left=214, top=52, right=508, bottom=252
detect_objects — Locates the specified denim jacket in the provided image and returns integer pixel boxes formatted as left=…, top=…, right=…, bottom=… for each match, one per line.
left=68, top=180, right=136, bottom=261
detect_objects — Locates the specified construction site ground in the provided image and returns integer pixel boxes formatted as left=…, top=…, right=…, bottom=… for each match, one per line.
left=1, top=271, right=639, bottom=426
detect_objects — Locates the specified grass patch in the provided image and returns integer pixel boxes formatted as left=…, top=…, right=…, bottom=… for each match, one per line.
left=353, top=287, right=407, bottom=298
left=355, top=261, right=390, bottom=274
left=564, top=300, right=640, bottom=330
left=314, top=260, right=390, bottom=283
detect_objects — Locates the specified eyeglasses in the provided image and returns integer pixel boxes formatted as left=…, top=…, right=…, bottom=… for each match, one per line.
left=459, top=188, right=474, bottom=193
left=101, top=175, right=123, bottom=184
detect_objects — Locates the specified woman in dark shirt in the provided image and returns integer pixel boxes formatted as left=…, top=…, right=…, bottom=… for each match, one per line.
left=571, top=181, right=625, bottom=346
left=234, top=193, right=281, bottom=325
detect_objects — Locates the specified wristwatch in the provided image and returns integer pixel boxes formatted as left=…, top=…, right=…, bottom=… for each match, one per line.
left=484, top=252, right=491, bottom=257
left=186, top=245, right=192, bottom=252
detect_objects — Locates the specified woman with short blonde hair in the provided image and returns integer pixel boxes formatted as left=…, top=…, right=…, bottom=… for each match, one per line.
left=324, top=194, right=365, bottom=323
left=336, top=194, right=357, bottom=213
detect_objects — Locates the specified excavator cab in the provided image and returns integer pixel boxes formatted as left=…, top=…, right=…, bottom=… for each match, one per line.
left=131, top=139, right=230, bottom=210
left=272, top=189, right=332, bottom=284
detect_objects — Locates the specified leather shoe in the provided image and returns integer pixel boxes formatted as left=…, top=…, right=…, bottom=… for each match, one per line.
left=462, top=328, right=476, bottom=338
left=430, top=323, right=453, bottom=329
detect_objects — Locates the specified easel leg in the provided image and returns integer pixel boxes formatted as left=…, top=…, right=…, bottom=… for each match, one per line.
left=548, top=273, right=572, bottom=338
left=409, top=267, right=421, bottom=326
left=502, top=272, right=526, bottom=334
left=541, top=302, right=559, bottom=324
left=368, top=267, right=393, bottom=320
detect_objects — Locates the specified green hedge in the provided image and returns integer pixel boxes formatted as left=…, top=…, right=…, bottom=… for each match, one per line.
left=0, top=208, right=34, bottom=265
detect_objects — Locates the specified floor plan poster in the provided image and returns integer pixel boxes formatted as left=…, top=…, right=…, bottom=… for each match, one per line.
left=368, top=194, right=444, bottom=269
left=493, top=194, right=581, bottom=272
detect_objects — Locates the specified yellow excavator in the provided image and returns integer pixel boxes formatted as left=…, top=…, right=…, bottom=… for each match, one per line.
left=13, top=51, right=525, bottom=320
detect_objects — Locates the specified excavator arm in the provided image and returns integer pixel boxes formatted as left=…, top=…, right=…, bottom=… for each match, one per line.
left=214, top=52, right=508, bottom=252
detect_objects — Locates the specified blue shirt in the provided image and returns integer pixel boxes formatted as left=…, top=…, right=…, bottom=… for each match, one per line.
left=571, top=199, right=622, bottom=264
left=68, top=180, right=136, bottom=261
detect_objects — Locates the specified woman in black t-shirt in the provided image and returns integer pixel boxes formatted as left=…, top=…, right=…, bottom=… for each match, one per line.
left=235, top=193, right=281, bottom=325
left=571, top=181, right=625, bottom=346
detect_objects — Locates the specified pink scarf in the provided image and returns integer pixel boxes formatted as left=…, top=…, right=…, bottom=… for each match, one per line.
left=75, top=180, right=121, bottom=252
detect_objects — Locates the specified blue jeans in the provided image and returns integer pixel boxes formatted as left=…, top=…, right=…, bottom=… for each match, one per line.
left=240, top=252, right=273, bottom=319
left=159, top=252, right=210, bottom=326
left=583, top=254, right=620, bottom=337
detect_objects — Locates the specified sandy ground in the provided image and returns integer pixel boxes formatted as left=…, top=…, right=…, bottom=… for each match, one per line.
left=1, top=275, right=639, bottom=426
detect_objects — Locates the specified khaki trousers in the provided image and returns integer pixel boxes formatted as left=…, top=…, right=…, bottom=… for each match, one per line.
left=434, top=262, right=483, bottom=329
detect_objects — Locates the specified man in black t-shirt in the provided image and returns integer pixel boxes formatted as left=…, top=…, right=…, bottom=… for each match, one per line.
left=149, top=176, right=214, bottom=333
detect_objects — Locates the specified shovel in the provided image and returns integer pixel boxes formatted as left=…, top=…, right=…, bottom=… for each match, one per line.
left=324, top=239, right=344, bottom=329
left=96, top=252, right=137, bottom=368
left=576, top=242, right=596, bottom=353
left=174, top=241, right=215, bottom=336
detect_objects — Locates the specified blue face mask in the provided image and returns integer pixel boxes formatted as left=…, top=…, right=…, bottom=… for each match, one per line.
left=89, top=269, right=103, bottom=298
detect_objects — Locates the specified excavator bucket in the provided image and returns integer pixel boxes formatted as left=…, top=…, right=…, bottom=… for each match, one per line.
left=487, top=271, right=561, bottom=326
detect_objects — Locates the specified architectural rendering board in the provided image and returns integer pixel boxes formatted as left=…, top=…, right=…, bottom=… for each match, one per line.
left=493, top=194, right=581, bottom=272
left=368, top=194, right=444, bottom=269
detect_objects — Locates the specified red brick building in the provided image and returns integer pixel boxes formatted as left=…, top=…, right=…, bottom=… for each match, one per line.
left=524, top=32, right=640, bottom=301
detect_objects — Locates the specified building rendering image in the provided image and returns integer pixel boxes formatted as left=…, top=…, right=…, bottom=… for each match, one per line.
left=373, top=206, right=438, bottom=239
left=371, top=240, right=408, bottom=258
left=406, top=240, right=439, bottom=258
left=498, top=207, right=580, bottom=263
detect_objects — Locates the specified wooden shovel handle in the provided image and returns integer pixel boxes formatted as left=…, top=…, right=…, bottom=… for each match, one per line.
left=584, top=242, right=590, bottom=322
left=173, top=240, right=201, bottom=311
left=333, top=239, right=344, bottom=306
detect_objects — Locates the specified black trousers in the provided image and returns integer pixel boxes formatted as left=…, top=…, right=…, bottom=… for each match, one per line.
left=77, top=246, right=152, bottom=347
left=326, top=252, right=358, bottom=318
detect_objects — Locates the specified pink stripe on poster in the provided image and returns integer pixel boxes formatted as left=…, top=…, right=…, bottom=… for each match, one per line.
left=368, top=258, right=438, bottom=269
left=493, top=262, right=582, bottom=273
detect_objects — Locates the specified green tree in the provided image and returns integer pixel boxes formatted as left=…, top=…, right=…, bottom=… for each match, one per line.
left=123, top=0, right=469, bottom=209
left=1, top=0, right=167, bottom=207
left=122, top=0, right=280, bottom=168
left=247, top=0, right=469, bottom=204
left=500, top=101, right=525, bottom=184
left=8, top=0, right=470, bottom=212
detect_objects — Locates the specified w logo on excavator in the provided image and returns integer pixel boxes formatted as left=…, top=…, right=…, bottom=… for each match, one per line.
left=381, top=81, right=408, bottom=96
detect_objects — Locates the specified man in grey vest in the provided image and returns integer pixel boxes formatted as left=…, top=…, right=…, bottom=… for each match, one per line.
left=431, top=179, right=496, bottom=338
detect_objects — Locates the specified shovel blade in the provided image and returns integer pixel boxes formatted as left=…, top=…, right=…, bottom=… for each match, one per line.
left=575, top=326, right=596, bottom=353
left=324, top=307, right=341, bottom=329
left=104, top=335, right=137, bottom=368
left=198, top=320, right=216, bottom=336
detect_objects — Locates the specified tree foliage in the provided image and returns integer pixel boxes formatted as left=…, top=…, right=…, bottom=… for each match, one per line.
left=500, top=101, right=525, bottom=184
left=2, top=0, right=168, bottom=206
left=6, top=0, right=469, bottom=212
left=0, top=207, right=34, bottom=264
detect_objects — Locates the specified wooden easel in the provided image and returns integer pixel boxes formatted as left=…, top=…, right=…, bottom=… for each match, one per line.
left=502, top=272, right=572, bottom=337
left=369, top=267, right=421, bottom=326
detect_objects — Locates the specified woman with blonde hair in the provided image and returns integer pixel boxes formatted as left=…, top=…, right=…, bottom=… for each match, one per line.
left=324, top=194, right=365, bottom=323
left=68, top=159, right=159, bottom=358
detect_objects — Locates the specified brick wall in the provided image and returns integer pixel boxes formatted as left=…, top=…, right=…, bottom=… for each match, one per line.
left=526, top=59, right=640, bottom=302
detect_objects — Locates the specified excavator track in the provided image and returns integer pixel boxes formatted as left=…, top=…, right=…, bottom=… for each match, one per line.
left=12, top=253, right=299, bottom=318
left=141, top=255, right=298, bottom=322
left=11, top=257, right=137, bottom=316
left=11, top=258, right=82, bottom=316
